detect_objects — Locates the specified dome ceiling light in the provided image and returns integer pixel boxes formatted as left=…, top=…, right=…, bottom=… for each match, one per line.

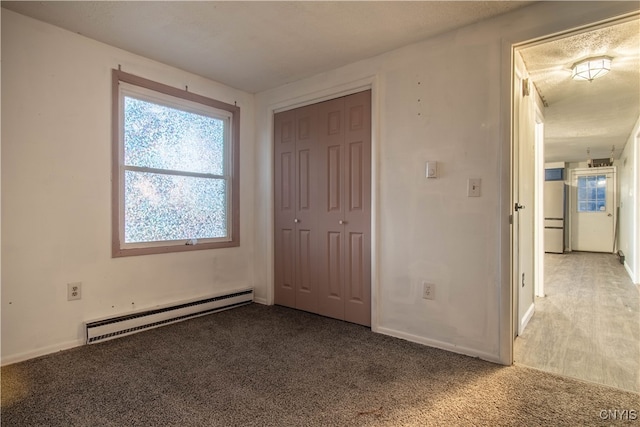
left=571, top=56, right=612, bottom=82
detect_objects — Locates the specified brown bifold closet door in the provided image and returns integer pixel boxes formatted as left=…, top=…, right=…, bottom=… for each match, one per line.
left=274, top=104, right=320, bottom=314
left=274, top=90, right=371, bottom=327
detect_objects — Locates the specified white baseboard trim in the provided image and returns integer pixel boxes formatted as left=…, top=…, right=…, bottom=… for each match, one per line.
left=253, top=297, right=268, bottom=305
left=520, top=303, right=535, bottom=335
left=375, top=326, right=502, bottom=365
left=3, top=289, right=258, bottom=366
left=623, top=261, right=638, bottom=285
left=1, top=338, right=84, bottom=367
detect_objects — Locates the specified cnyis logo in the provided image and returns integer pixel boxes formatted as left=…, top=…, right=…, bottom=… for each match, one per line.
left=598, top=409, right=638, bottom=421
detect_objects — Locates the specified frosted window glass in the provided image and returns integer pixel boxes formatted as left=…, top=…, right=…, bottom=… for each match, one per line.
left=578, top=187, right=587, bottom=200
left=124, top=96, right=225, bottom=175
left=114, top=70, right=239, bottom=256
left=124, top=171, right=227, bottom=243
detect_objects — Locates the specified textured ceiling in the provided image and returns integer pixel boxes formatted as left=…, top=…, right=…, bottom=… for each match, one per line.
left=2, top=1, right=532, bottom=93
left=519, top=18, right=640, bottom=163
left=3, top=1, right=638, bottom=163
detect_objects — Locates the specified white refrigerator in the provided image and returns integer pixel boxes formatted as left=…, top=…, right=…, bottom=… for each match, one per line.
left=544, top=180, right=565, bottom=253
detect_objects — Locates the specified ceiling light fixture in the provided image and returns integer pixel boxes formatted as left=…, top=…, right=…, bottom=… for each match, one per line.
left=571, top=56, right=612, bottom=82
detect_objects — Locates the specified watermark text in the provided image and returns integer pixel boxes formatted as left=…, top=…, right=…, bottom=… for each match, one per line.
left=599, top=409, right=637, bottom=421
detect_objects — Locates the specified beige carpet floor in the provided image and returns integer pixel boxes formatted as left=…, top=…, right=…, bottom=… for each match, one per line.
left=2, top=304, right=639, bottom=426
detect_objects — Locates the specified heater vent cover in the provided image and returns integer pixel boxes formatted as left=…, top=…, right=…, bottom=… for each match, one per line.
left=85, top=289, right=253, bottom=344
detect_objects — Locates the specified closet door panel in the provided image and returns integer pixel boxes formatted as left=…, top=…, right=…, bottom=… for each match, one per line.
left=317, top=97, right=346, bottom=320
left=274, top=110, right=297, bottom=308
left=293, top=105, right=319, bottom=313
left=344, top=91, right=371, bottom=326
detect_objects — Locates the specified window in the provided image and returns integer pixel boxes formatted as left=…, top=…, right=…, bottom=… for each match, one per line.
left=112, top=70, right=240, bottom=257
left=544, top=168, right=564, bottom=181
left=577, top=175, right=606, bottom=212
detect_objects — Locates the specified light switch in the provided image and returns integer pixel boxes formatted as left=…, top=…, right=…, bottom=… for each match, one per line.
left=468, top=178, right=481, bottom=197
left=426, top=161, right=437, bottom=179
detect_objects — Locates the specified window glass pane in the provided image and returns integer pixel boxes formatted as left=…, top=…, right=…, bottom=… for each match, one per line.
left=597, top=201, right=606, bottom=211
left=577, top=176, right=586, bottom=189
left=587, top=202, right=596, bottom=212
left=124, top=171, right=227, bottom=243
left=124, top=96, right=225, bottom=175
left=578, top=187, right=586, bottom=200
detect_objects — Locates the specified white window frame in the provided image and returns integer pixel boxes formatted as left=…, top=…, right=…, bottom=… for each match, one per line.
left=576, top=174, right=607, bottom=213
left=112, top=70, right=240, bottom=257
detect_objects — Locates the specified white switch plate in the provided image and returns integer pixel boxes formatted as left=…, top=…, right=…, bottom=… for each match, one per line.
left=426, top=161, right=437, bottom=178
left=468, top=178, right=481, bottom=197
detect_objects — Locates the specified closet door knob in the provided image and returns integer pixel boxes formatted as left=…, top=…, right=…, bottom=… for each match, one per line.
left=294, top=218, right=300, bottom=223
left=339, top=220, right=347, bottom=225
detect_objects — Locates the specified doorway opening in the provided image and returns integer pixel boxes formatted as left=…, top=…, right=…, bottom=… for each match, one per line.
left=511, top=14, right=640, bottom=393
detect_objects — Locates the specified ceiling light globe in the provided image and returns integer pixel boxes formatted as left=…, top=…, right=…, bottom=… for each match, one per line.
left=571, top=57, right=612, bottom=81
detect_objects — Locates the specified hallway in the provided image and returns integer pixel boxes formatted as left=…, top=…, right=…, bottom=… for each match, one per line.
left=514, top=252, right=639, bottom=393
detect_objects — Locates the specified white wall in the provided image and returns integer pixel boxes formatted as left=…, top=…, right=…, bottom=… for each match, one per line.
left=1, top=10, right=256, bottom=364
left=2, top=2, right=637, bottom=366
left=619, top=117, right=640, bottom=284
left=254, top=1, right=639, bottom=363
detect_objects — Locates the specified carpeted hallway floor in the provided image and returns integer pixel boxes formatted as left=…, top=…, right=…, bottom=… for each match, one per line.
left=2, top=304, right=638, bottom=426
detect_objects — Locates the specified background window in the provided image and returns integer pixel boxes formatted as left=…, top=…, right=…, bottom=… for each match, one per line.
left=113, top=70, right=240, bottom=257
left=577, top=175, right=606, bottom=212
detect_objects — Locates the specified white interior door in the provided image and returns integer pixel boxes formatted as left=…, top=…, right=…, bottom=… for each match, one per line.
left=513, top=53, right=536, bottom=337
left=570, top=167, right=616, bottom=253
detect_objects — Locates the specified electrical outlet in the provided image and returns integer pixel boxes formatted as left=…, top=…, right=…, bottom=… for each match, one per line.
left=422, top=282, right=435, bottom=300
left=67, top=282, right=82, bottom=301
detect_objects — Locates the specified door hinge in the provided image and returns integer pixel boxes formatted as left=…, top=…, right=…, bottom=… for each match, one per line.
left=509, top=214, right=513, bottom=224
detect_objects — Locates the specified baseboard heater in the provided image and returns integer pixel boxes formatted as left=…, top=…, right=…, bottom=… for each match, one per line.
left=85, top=288, right=253, bottom=344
